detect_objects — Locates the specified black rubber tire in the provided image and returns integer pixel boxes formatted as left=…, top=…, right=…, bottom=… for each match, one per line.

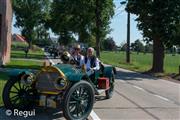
left=63, top=80, right=95, bottom=120
left=3, top=77, right=37, bottom=110
left=105, top=72, right=115, bottom=99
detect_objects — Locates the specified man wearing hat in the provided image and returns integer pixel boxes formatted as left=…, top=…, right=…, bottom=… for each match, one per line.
left=72, top=44, right=84, bottom=68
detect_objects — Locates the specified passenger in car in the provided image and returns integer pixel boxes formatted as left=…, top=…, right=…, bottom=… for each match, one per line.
left=84, top=47, right=100, bottom=76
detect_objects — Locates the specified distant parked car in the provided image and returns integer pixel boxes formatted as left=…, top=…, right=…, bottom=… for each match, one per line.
left=44, top=46, right=49, bottom=52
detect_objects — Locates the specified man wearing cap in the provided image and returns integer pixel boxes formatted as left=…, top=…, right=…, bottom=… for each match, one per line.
left=72, top=44, right=84, bottom=68
left=84, top=47, right=100, bottom=76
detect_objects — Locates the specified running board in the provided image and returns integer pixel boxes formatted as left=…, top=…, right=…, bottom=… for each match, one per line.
left=95, top=89, right=106, bottom=95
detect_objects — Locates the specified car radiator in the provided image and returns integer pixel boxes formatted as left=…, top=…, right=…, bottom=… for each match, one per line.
left=36, top=72, right=60, bottom=92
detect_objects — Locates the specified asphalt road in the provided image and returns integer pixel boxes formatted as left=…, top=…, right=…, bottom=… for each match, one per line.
left=0, top=55, right=180, bottom=120
left=94, top=67, right=180, bottom=120
left=50, top=56, right=180, bottom=120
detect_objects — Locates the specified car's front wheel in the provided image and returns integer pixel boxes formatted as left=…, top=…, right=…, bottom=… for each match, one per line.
left=63, top=80, right=95, bottom=120
left=3, top=77, right=37, bottom=110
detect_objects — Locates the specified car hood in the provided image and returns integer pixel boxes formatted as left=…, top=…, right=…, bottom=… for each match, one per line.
left=53, top=64, right=84, bottom=81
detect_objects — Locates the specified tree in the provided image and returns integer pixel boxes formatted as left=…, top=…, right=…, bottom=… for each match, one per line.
left=48, top=0, right=95, bottom=45
left=173, top=24, right=180, bottom=45
left=33, top=25, right=52, bottom=47
left=121, top=43, right=127, bottom=51
left=86, top=35, right=96, bottom=48
left=131, top=39, right=144, bottom=54
left=102, top=37, right=116, bottom=51
left=144, top=43, right=153, bottom=53
left=126, top=0, right=180, bottom=73
left=58, top=31, right=76, bottom=46
left=12, top=0, right=50, bottom=49
left=95, top=0, right=114, bottom=57
left=48, top=0, right=114, bottom=57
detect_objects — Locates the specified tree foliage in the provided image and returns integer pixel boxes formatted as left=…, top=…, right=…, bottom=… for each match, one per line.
left=102, top=37, right=116, bottom=51
left=127, top=0, right=180, bottom=47
left=48, top=0, right=95, bottom=42
left=120, top=43, right=127, bottom=51
left=126, top=0, right=180, bottom=72
left=33, top=25, right=52, bottom=47
left=131, top=39, right=144, bottom=53
left=48, top=0, right=114, bottom=57
left=58, top=31, right=76, bottom=46
left=95, top=0, right=114, bottom=57
left=144, top=43, right=153, bottom=53
left=12, top=0, right=51, bottom=48
left=173, top=24, right=180, bottom=45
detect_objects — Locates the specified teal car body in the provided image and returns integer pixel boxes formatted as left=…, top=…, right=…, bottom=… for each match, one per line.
left=8, top=64, right=114, bottom=82
left=8, top=69, right=34, bottom=77
left=54, top=64, right=85, bottom=82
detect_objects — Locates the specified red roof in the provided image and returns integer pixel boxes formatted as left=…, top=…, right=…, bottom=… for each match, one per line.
left=13, top=34, right=27, bottom=43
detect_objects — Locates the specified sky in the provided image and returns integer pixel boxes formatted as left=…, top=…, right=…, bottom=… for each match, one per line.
left=12, top=0, right=143, bottom=46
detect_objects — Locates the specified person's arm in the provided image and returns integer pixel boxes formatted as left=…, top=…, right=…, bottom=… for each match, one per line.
left=92, top=58, right=100, bottom=70
left=80, top=56, right=85, bottom=67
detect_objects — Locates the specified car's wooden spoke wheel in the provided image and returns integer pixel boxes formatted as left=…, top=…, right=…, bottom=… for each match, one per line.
left=3, top=77, right=37, bottom=110
left=63, top=80, right=94, bottom=120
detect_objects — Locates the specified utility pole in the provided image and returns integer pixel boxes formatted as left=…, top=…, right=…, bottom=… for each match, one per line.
left=126, top=11, right=130, bottom=63
left=120, top=1, right=131, bottom=63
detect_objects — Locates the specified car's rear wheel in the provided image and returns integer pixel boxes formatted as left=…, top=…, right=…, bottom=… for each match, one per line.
left=63, top=80, right=94, bottom=120
left=3, top=77, right=37, bottom=110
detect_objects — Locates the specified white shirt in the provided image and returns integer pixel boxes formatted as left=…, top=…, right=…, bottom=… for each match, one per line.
left=85, top=57, right=100, bottom=71
left=73, top=55, right=84, bottom=67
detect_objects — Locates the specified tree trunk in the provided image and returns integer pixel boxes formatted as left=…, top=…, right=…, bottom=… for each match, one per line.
left=26, top=29, right=33, bottom=49
left=78, top=32, right=84, bottom=43
left=28, top=41, right=32, bottom=49
left=95, top=0, right=101, bottom=58
left=27, top=34, right=33, bottom=49
left=151, top=38, right=164, bottom=73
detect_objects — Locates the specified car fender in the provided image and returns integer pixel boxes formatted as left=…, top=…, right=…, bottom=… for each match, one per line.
left=8, top=69, right=33, bottom=78
left=103, top=66, right=114, bottom=78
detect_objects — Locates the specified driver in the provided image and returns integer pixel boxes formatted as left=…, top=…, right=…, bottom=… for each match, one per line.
left=84, top=47, right=100, bottom=76
left=71, top=44, right=84, bottom=68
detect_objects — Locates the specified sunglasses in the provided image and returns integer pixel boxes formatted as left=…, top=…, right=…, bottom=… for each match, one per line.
left=75, top=48, right=80, bottom=50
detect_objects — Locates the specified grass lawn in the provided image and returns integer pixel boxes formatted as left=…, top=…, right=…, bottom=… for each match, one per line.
left=101, top=51, right=180, bottom=74
left=5, top=49, right=45, bottom=69
left=0, top=72, right=9, bottom=106
left=11, top=49, right=45, bottom=60
left=6, top=59, right=44, bottom=69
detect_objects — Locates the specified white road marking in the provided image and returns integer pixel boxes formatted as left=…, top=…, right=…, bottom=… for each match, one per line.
left=119, top=80, right=126, bottom=83
left=90, top=110, right=101, bottom=120
left=153, top=95, right=170, bottom=102
left=133, top=85, right=146, bottom=91
left=132, top=85, right=171, bottom=102
left=45, top=52, right=101, bottom=120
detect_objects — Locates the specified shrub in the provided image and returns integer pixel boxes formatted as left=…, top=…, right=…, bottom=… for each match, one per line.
left=11, top=41, right=28, bottom=50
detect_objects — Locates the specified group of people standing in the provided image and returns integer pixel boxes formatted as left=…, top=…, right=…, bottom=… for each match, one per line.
left=62, top=44, right=100, bottom=76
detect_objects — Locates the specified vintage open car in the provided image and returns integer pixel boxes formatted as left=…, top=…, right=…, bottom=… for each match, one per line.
left=3, top=62, right=115, bottom=120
